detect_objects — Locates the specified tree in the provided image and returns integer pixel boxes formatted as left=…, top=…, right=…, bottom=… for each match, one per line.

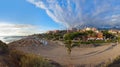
left=64, top=33, right=73, bottom=40
left=63, top=32, right=82, bottom=55
left=102, top=30, right=116, bottom=39
left=63, top=32, right=80, bottom=40
left=65, top=40, right=73, bottom=55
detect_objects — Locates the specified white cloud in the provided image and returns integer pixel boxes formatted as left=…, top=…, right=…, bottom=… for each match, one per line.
left=0, top=22, right=40, bottom=36
left=28, top=0, right=120, bottom=28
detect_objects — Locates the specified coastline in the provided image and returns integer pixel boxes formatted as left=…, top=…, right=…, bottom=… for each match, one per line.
left=0, top=36, right=26, bottom=44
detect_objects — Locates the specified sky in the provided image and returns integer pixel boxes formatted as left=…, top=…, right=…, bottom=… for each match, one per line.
left=0, top=0, right=120, bottom=36
left=0, top=0, right=62, bottom=36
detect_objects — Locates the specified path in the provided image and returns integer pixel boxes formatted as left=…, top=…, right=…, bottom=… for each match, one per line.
left=10, top=39, right=120, bottom=66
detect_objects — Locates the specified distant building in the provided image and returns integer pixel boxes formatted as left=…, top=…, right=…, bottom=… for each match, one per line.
left=85, top=27, right=91, bottom=31
left=87, top=36, right=96, bottom=40
left=47, top=31, right=53, bottom=34
left=66, top=28, right=77, bottom=33
left=83, top=27, right=97, bottom=31
left=108, top=30, right=119, bottom=34
left=91, top=28, right=97, bottom=31
left=67, top=30, right=72, bottom=33
left=95, top=30, right=99, bottom=33
left=53, top=30, right=59, bottom=33
left=96, top=32, right=104, bottom=40
left=87, top=32, right=103, bottom=40
left=46, top=30, right=60, bottom=34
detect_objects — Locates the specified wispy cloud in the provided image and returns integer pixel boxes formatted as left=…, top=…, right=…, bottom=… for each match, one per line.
left=28, top=0, right=120, bottom=28
left=0, top=22, right=40, bottom=36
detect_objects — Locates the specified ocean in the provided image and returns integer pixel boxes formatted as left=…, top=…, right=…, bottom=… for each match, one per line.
left=0, top=36, right=26, bottom=43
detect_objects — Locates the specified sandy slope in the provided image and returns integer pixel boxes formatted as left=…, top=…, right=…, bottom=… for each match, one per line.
left=9, top=39, right=120, bottom=66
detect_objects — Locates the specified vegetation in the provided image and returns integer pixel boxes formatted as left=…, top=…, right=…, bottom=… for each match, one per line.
left=63, top=32, right=80, bottom=40
left=8, top=50, right=56, bottom=67
left=63, top=32, right=88, bottom=41
left=64, top=32, right=81, bottom=55
left=105, top=56, right=120, bottom=67
left=0, top=40, right=8, bottom=54
left=64, top=40, right=73, bottom=55
left=36, top=29, right=119, bottom=46
left=102, top=30, right=116, bottom=40
left=0, top=40, right=60, bottom=67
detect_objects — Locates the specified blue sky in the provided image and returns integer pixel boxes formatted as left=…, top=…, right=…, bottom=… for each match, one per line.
left=0, top=0, right=120, bottom=36
left=0, top=0, right=62, bottom=36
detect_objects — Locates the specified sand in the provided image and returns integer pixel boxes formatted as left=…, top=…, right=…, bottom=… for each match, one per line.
left=10, top=40, right=120, bottom=66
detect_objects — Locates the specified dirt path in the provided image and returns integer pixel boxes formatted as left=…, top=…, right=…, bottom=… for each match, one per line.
left=12, top=40, right=120, bottom=66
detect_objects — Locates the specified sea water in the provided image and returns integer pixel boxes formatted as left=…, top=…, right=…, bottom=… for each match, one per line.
left=0, top=36, right=25, bottom=43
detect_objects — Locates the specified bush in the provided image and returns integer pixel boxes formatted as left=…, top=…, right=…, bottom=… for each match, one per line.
left=81, top=40, right=106, bottom=44
left=8, top=50, right=57, bottom=67
left=105, top=56, right=120, bottom=67
left=72, top=41, right=80, bottom=47
left=0, top=40, right=8, bottom=54
left=21, top=54, right=54, bottom=67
